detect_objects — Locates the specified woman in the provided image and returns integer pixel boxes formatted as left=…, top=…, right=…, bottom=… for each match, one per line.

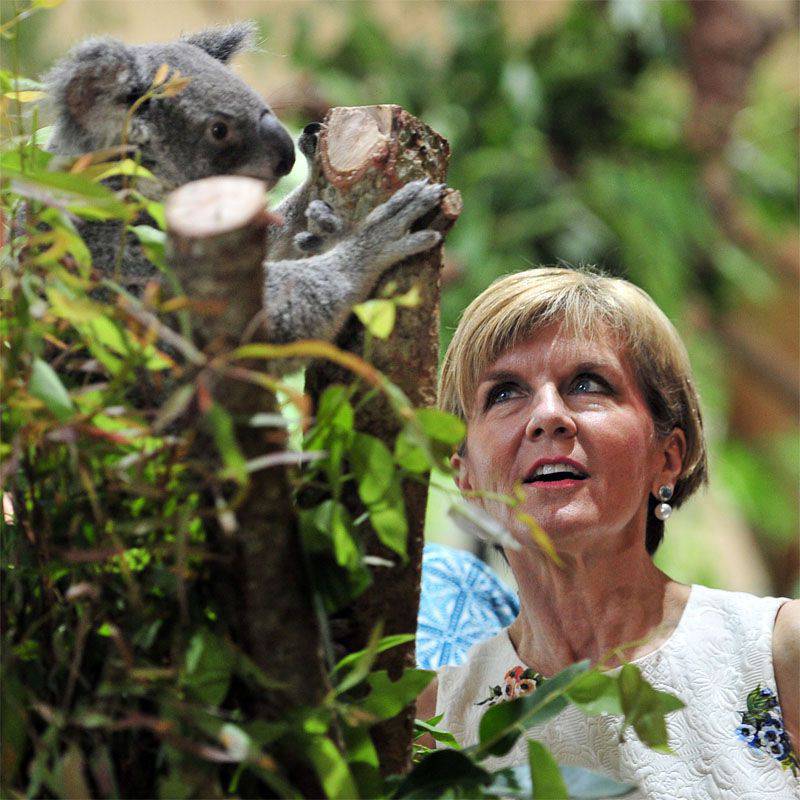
left=417, top=267, right=798, bottom=799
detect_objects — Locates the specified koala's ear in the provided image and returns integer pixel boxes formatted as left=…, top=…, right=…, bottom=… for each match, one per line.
left=46, top=37, right=145, bottom=145
left=181, top=21, right=257, bottom=63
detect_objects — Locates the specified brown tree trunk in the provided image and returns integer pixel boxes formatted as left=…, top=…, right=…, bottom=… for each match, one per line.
left=165, top=176, right=329, bottom=797
left=303, top=106, right=461, bottom=775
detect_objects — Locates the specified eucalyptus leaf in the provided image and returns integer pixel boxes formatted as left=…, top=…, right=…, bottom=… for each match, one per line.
left=618, top=664, right=684, bottom=752
left=567, top=670, right=622, bottom=715
left=205, top=404, right=247, bottom=485
left=29, top=358, right=74, bottom=420
left=350, top=432, right=395, bottom=505
left=183, top=629, right=232, bottom=706
left=528, top=739, right=568, bottom=798
left=357, top=669, right=435, bottom=722
left=354, top=298, right=397, bottom=339
left=392, top=749, right=490, bottom=799
left=304, top=734, right=359, bottom=800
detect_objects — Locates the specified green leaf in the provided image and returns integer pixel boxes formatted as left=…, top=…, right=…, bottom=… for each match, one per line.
left=29, top=357, right=74, bottom=420
left=483, top=765, right=636, bottom=799
left=392, top=750, right=489, bottom=799
left=393, top=284, right=421, bottom=308
left=341, top=723, right=382, bottom=798
left=47, top=287, right=103, bottom=324
left=413, top=717, right=461, bottom=749
left=333, top=632, right=415, bottom=674
left=335, top=623, right=386, bottom=694
left=6, top=167, right=130, bottom=219
left=350, top=432, right=395, bottom=505
left=353, top=298, right=396, bottom=339
left=130, top=224, right=166, bottom=270
left=617, top=664, right=684, bottom=752
left=205, top=404, right=247, bottom=485
left=305, top=385, right=354, bottom=451
left=394, top=429, right=431, bottom=474
left=152, top=384, right=195, bottom=433
left=305, top=734, right=359, bottom=800
left=85, top=159, right=156, bottom=184
left=476, top=661, right=589, bottom=758
left=567, top=670, right=622, bottom=716
left=528, top=740, right=568, bottom=799
left=416, top=408, right=466, bottom=446
left=560, top=766, right=637, bottom=798
left=357, top=669, right=434, bottom=722
left=313, top=500, right=359, bottom=570
left=368, top=487, right=409, bottom=557
left=183, top=629, right=232, bottom=706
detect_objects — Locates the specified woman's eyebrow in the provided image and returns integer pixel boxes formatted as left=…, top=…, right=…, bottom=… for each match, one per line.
left=477, top=369, right=524, bottom=388
left=572, top=359, right=623, bottom=376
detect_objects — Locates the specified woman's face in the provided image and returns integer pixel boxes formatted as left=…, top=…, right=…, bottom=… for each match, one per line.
left=452, top=324, right=684, bottom=552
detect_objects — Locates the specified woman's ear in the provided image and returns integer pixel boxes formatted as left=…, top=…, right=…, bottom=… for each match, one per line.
left=451, top=451, right=474, bottom=494
left=654, top=428, right=686, bottom=491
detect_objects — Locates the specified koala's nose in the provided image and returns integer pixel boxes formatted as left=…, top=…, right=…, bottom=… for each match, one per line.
left=259, top=111, right=295, bottom=177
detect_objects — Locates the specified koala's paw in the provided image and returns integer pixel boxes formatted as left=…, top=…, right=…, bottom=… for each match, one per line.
left=293, top=199, right=343, bottom=255
left=298, top=122, right=324, bottom=163
left=358, top=179, right=444, bottom=267
left=363, top=179, right=443, bottom=232
left=306, top=200, right=342, bottom=236
left=293, top=231, right=324, bottom=254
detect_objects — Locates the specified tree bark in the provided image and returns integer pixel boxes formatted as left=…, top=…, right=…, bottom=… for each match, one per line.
left=303, top=106, right=461, bottom=775
left=165, top=176, right=329, bottom=797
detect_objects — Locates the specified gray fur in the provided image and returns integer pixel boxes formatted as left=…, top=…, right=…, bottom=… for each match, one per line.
left=45, top=24, right=292, bottom=192
left=45, top=26, right=443, bottom=351
left=180, top=21, right=257, bottom=63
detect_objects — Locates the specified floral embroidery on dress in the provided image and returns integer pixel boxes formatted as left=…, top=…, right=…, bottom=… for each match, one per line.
left=735, top=685, right=799, bottom=776
left=476, top=665, right=544, bottom=706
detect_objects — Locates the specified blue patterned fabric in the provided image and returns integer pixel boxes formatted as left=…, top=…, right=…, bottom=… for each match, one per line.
left=416, top=543, right=519, bottom=670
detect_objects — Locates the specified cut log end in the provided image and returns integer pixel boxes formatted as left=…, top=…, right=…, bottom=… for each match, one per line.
left=322, top=105, right=394, bottom=175
left=165, top=176, right=275, bottom=239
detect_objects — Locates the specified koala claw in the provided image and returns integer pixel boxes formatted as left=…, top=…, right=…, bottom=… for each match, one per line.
left=293, top=231, right=324, bottom=254
left=363, top=179, right=444, bottom=233
left=298, top=122, right=324, bottom=161
left=305, top=199, right=342, bottom=236
left=381, top=230, right=442, bottom=264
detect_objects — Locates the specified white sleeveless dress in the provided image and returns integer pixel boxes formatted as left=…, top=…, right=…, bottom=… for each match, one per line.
left=436, top=585, right=798, bottom=799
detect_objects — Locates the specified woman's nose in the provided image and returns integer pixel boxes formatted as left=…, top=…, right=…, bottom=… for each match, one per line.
left=524, top=387, right=577, bottom=440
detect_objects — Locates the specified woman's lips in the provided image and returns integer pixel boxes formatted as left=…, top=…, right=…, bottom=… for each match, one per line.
left=525, top=476, right=587, bottom=490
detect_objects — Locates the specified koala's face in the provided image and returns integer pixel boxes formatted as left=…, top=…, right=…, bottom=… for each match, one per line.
left=46, top=23, right=295, bottom=194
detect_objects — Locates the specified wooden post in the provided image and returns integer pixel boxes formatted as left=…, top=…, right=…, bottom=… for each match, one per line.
left=165, top=176, right=329, bottom=797
left=303, top=106, right=461, bottom=775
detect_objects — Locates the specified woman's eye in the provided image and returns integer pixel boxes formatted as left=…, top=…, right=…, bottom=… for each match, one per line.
left=571, top=374, right=608, bottom=394
left=486, top=383, right=519, bottom=408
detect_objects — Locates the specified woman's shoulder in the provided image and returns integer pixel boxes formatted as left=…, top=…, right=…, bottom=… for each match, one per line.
left=435, top=629, right=518, bottom=737
left=682, top=583, right=790, bottom=635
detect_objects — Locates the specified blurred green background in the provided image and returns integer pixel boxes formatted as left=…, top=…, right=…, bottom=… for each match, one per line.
left=8, top=0, right=798, bottom=596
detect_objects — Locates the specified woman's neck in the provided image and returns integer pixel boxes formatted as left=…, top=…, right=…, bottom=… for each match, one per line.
left=506, top=537, right=689, bottom=676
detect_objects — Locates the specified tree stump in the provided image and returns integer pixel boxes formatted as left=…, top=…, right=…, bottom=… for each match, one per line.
left=303, top=106, right=461, bottom=775
left=165, top=176, right=329, bottom=797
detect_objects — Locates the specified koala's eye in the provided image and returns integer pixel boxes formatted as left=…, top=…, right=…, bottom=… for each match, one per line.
left=209, top=120, right=229, bottom=142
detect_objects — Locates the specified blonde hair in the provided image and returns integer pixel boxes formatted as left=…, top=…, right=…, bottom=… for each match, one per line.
left=439, top=267, right=707, bottom=553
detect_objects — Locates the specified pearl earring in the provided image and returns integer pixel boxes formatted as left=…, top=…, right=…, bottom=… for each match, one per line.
left=654, top=485, right=673, bottom=521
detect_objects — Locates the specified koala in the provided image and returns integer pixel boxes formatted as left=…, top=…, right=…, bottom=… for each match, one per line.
left=45, top=22, right=442, bottom=347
